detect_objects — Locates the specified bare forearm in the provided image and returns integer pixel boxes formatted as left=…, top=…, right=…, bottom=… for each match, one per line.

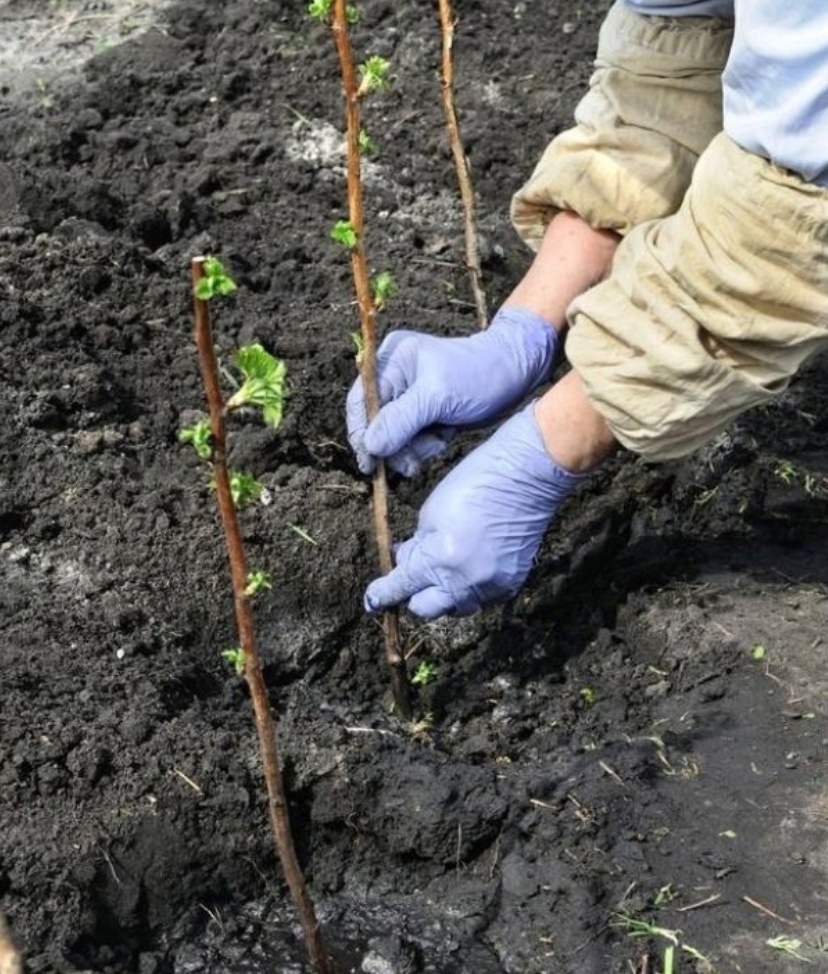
left=535, top=370, right=618, bottom=473
left=504, top=211, right=620, bottom=332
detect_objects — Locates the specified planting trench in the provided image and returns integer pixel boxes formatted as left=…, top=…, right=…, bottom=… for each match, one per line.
left=1, top=1, right=828, bottom=972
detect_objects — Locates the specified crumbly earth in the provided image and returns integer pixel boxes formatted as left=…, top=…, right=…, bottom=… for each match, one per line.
left=2, top=2, right=828, bottom=973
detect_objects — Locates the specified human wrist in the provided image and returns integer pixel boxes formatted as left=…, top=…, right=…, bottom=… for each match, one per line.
left=516, top=401, right=591, bottom=493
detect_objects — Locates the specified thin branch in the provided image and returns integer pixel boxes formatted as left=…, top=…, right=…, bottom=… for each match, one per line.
left=436, top=0, right=488, bottom=328
left=742, top=895, right=797, bottom=926
left=331, top=0, right=412, bottom=720
left=190, top=258, right=334, bottom=974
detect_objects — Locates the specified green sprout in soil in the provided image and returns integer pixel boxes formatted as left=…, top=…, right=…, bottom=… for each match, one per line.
left=226, top=343, right=287, bottom=428
left=179, top=418, right=212, bottom=460
left=357, top=55, right=391, bottom=96
left=193, top=256, right=238, bottom=301
left=245, top=570, right=272, bottom=597
left=412, top=661, right=438, bottom=686
left=751, top=644, right=767, bottom=661
left=331, top=219, right=358, bottom=249
left=580, top=686, right=597, bottom=706
left=613, top=913, right=710, bottom=971
left=222, top=647, right=246, bottom=677
left=775, top=460, right=798, bottom=485
left=773, top=459, right=826, bottom=497
left=371, top=270, right=398, bottom=310
left=767, top=936, right=812, bottom=963
left=652, top=884, right=675, bottom=908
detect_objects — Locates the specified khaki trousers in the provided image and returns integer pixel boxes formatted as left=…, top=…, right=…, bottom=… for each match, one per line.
left=567, top=133, right=828, bottom=459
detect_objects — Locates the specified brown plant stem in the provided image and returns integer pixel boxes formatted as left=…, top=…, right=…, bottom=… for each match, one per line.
left=190, top=257, right=334, bottom=974
left=331, top=0, right=413, bottom=721
left=437, top=0, right=488, bottom=328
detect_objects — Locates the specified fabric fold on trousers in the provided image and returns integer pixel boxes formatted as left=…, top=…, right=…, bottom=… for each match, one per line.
left=511, top=0, right=733, bottom=247
left=566, top=133, right=828, bottom=460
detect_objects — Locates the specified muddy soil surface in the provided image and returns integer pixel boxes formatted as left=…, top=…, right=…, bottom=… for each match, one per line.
left=2, top=1, right=828, bottom=972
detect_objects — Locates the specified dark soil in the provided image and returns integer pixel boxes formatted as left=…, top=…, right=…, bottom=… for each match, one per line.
left=2, top=2, right=828, bottom=973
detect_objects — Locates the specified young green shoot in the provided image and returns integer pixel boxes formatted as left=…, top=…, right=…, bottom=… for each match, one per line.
left=226, top=343, right=287, bottom=428
left=351, top=331, right=364, bottom=365
left=653, top=884, right=675, bottom=908
left=194, top=256, right=238, bottom=301
left=412, top=661, right=438, bottom=686
left=228, top=471, right=263, bottom=508
left=222, top=647, right=246, bottom=677
left=663, top=945, right=675, bottom=974
left=357, top=55, right=391, bottom=96
left=371, top=270, right=398, bottom=310
left=179, top=418, right=212, bottom=460
left=767, top=936, right=812, bottom=963
left=308, top=0, right=357, bottom=23
left=245, top=570, right=272, bottom=598
left=751, top=644, right=767, bottom=661
left=613, top=913, right=710, bottom=969
left=775, top=460, right=798, bottom=485
left=331, top=219, right=358, bottom=249
left=613, top=914, right=679, bottom=947
left=358, top=129, right=377, bottom=155
left=580, top=686, right=597, bottom=706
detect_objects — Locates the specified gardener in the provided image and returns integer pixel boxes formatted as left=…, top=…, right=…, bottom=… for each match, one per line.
left=346, top=0, right=828, bottom=620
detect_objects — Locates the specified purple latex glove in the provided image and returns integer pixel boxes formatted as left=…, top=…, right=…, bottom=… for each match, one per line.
left=346, top=307, right=558, bottom=477
left=364, top=401, right=589, bottom=619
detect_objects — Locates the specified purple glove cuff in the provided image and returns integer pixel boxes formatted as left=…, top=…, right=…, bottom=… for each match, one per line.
left=487, top=305, right=559, bottom=389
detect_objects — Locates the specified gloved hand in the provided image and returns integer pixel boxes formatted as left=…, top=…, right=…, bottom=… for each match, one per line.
left=364, top=401, right=589, bottom=619
left=346, top=306, right=558, bottom=477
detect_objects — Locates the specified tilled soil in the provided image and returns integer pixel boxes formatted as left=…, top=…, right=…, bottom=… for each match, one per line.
left=2, top=2, right=828, bottom=973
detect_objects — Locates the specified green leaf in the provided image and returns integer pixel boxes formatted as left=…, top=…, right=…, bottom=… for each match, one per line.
left=330, top=220, right=358, bottom=249
left=222, top=647, right=246, bottom=676
left=751, top=644, right=767, bottom=661
left=194, top=256, right=237, bottom=301
left=357, top=55, right=391, bottom=95
left=229, top=471, right=263, bottom=508
left=179, top=419, right=212, bottom=460
left=245, top=570, right=272, bottom=597
left=412, top=661, right=438, bottom=686
left=358, top=129, right=377, bottom=155
left=351, top=331, right=364, bottom=364
left=371, top=270, right=397, bottom=310
left=307, top=0, right=333, bottom=19
left=226, top=344, right=287, bottom=429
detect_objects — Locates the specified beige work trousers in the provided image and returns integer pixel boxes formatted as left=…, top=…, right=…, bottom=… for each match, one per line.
left=511, top=1, right=828, bottom=460
left=511, top=1, right=733, bottom=244
left=568, top=133, right=828, bottom=459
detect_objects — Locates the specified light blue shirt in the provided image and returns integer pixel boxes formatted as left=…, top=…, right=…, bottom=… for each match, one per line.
left=624, top=0, right=733, bottom=16
left=623, top=0, right=828, bottom=187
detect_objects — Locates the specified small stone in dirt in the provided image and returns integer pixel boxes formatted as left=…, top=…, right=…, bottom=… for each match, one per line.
left=644, top=679, right=670, bottom=700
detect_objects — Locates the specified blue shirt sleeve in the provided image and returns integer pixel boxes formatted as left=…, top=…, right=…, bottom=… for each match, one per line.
left=723, top=1, right=828, bottom=186
left=623, top=0, right=734, bottom=17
